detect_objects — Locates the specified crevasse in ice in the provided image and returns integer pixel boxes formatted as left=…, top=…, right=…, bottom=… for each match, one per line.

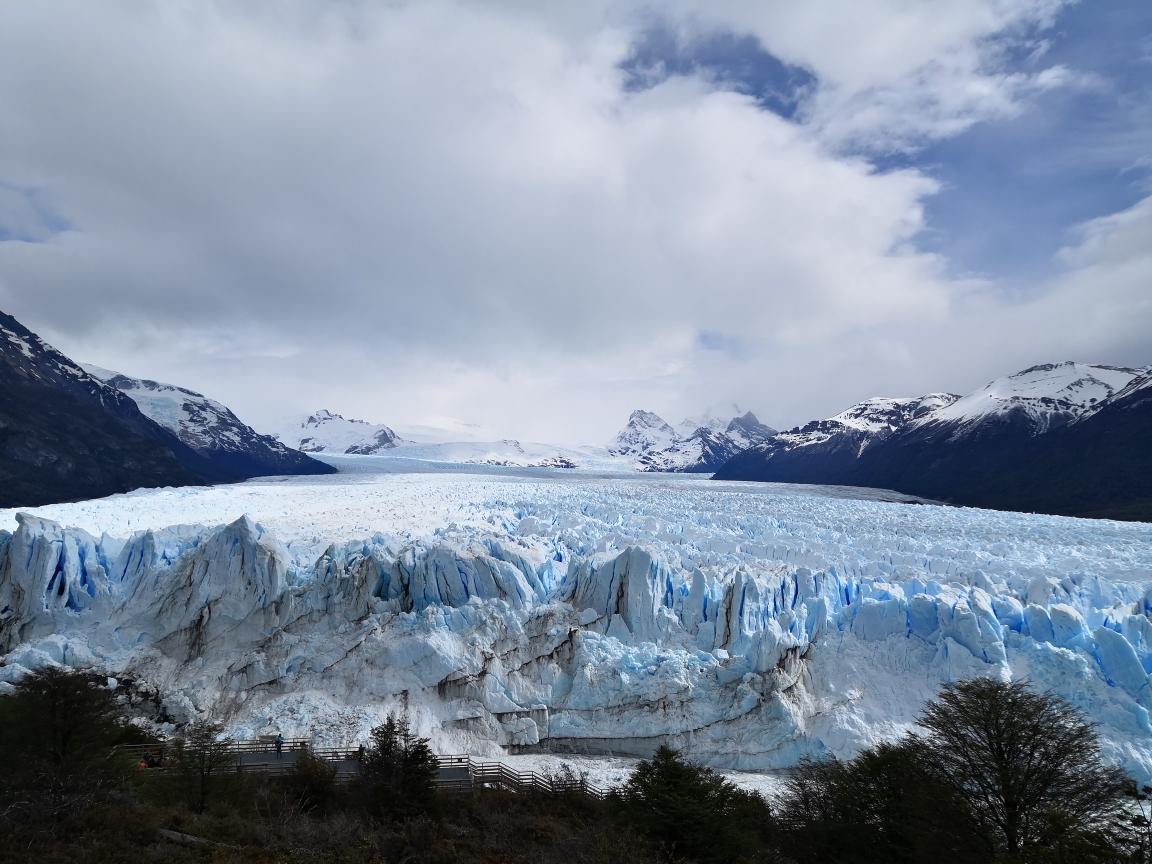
left=1, top=475, right=1151, bottom=781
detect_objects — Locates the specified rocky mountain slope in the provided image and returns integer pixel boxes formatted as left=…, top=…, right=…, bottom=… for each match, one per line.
left=83, top=366, right=333, bottom=480
left=716, top=362, right=1151, bottom=519
left=609, top=409, right=776, bottom=472
left=0, top=310, right=205, bottom=507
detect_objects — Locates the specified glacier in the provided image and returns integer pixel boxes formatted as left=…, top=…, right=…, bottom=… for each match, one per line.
left=2, top=469, right=1151, bottom=782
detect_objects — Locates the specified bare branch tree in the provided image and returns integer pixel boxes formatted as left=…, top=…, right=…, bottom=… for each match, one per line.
left=170, top=719, right=235, bottom=813
left=915, top=678, right=1129, bottom=857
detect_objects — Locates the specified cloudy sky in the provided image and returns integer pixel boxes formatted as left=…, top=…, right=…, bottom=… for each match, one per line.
left=1, top=1, right=1150, bottom=444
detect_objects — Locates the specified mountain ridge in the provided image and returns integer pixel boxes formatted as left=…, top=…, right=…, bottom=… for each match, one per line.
left=1, top=310, right=205, bottom=506
left=715, top=361, right=1152, bottom=520
left=82, top=365, right=334, bottom=480
left=279, top=409, right=404, bottom=455
left=0, top=309, right=334, bottom=508
left=609, top=408, right=777, bottom=472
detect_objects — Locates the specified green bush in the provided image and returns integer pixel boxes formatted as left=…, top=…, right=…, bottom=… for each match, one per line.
left=775, top=678, right=1141, bottom=864
left=357, top=713, right=440, bottom=819
left=612, top=745, right=774, bottom=863
left=0, top=666, right=140, bottom=822
left=285, top=747, right=339, bottom=814
left=777, top=740, right=983, bottom=864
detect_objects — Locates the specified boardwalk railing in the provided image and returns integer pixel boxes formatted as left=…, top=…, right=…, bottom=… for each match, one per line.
left=116, top=741, right=615, bottom=799
left=435, top=755, right=613, bottom=800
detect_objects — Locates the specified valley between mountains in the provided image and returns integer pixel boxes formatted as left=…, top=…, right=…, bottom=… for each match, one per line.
left=3, top=305, right=1152, bottom=794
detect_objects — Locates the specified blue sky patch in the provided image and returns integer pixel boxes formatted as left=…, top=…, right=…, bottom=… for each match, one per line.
left=621, top=26, right=816, bottom=119
left=874, top=0, right=1152, bottom=285
left=0, top=182, right=69, bottom=243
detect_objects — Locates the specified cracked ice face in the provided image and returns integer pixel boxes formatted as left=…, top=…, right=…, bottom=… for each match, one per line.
left=2, top=469, right=1152, bottom=782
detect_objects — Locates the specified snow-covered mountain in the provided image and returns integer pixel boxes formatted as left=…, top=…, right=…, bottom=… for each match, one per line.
left=3, top=471, right=1152, bottom=781
left=716, top=362, right=1151, bottom=519
left=609, top=409, right=776, bottom=472
left=915, top=362, right=1138, bottom=436
left=768, top=393, right=959, bottom=450
left=608, top=410, right=679, bottom=459
left=83, top=366, right=333, bottom=480
left=1, top=309, right=202, bottom=506
left=280, top=410, right=403, bottom=455
left=279, top=412, right=621, bottom=469
left=330, top=439, right=597, bottom=469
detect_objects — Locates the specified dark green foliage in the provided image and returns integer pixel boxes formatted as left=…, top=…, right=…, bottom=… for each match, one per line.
left=1125, top=782, right=1152, bottom=864
left=0, top=789, right=663, bottom=863
left=777, top=741, right=984, bottom=864
left=613, top=745, right=774, bottom=863
left=284, top=747, right=338, bottom=814
left=775, top=679, right=1141, bottom=864
left=2, top=672, right=1148, bottom=863
left=0, top=666, right=138, bottom=821
left=357, top=713, right=440, bottom=818
left=915, top=678, right=1131, bottom=860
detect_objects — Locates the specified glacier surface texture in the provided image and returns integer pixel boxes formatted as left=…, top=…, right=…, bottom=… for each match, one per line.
left=2, top=471, right=1151, bottom=781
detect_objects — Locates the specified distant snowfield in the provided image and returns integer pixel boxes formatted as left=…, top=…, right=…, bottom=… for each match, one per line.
left=0, top=462, right=940, bottom=562
left=3, top=464, right=1152, bottom=786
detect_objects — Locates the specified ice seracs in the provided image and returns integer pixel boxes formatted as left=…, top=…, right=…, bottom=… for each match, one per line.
left=3, top=471, right=1150, bottom=783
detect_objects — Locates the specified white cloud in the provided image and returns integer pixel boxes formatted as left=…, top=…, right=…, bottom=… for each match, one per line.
left=0, top=0, right=1143, bottom=445
left=619, top=0, right=1075, bottom=149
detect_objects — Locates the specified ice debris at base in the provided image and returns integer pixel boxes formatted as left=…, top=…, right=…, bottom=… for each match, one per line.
left=2, top=472, right=1152, bottom=781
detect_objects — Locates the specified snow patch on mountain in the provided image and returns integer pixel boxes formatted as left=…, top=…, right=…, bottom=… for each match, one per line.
left=609, top=410, right=679, bottom=459
left=920, top=362, right=1141, bottom=434
left=1097, top=368, right=1152, bottom=410
left=81, top=365, right=327, bottom=477
left=753, top=362, right=1143, bottom=459
left=281, top=410, right=403, bottom=455
left=2, top=472, right=1151, bottom=781
left=1, top=318, right=148, bottom=418
left=769, top=394, right=959, bottom=452
left=82, top=365, right=245, bottom=453
left=610, top=409, right=776, bottom=472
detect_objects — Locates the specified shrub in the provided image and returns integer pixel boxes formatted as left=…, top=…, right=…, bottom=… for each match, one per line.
left=0, top=666, right=137, bottom=822
left=285, top=747, right=338, bottom=814
left=167, top=719, right=236, bottom=813
left=613, top=745, right=773, bottom=863
left=357, top=713, right=439, bottom=819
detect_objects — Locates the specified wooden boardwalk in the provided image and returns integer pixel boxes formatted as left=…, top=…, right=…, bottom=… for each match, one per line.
left=119, top=740, right=615, bottom=799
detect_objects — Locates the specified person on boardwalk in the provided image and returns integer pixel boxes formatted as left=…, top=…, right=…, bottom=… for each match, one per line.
left=275, top=734, right=284, bottom=759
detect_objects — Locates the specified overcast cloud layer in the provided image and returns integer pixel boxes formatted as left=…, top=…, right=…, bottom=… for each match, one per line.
left=0, top=0, right=1149, bottom=444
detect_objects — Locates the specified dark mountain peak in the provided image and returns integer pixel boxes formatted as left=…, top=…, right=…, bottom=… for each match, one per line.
left=1, top=309, right=204, bottom=507
left=714, top=359, right=1152, bottom=521
left=725, top=411, right=777, bottom=446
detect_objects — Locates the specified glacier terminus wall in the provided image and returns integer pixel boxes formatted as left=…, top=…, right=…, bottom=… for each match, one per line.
left=1, top=472, right=1151, bottom=782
